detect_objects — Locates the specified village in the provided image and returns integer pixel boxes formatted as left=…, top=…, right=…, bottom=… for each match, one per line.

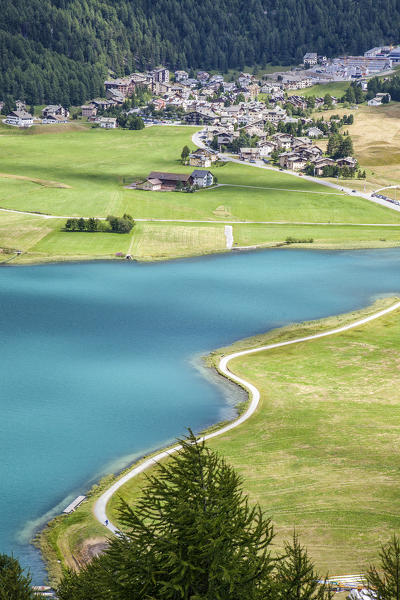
left=2, top=42, right=397, bottom=189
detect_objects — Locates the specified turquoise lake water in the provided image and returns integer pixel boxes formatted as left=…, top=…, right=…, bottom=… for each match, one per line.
left=1, top=247, right=400, bottom=582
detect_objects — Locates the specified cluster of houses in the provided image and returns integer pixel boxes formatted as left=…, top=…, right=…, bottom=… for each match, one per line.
left=137, top=169, right=214, bottom=191
left=272, top=133, right=357, bottom=174
left=4, top=103, right=70, bottom=128
left=235, top=132, right=356, bottom=175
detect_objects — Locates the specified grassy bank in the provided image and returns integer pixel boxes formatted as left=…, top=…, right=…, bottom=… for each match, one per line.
left=1, top=124, right=400, bottom=265
left=40, top=297, right=400, bottom=582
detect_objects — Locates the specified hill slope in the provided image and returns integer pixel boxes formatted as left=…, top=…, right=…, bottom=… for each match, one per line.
left=1, top=0, right=400, bottom=105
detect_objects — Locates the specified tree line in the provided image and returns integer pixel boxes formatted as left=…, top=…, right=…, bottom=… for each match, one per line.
left=4, top=432, right=400, bottom=599
left=65, top=214, right=134, bottom=234
left=2, top=0, right=400, bottom=104
left=54, top=433, right=400, bottom=599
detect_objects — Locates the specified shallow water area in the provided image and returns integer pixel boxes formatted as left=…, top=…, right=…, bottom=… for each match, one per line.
left=1, top=247, right=400, bottom=582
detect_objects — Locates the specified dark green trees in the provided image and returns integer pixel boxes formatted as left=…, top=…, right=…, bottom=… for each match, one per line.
left=0, top=554, right=36, bottom=600
left=275, top=533, right=333, bottom=600
left=57, top=433, right=336, bottom=600
left=65, top=215, right=134, bottom=233
left=181, top=145, right=190, bottom=163
left=58, top=433, right=276, bottom=600
left=3, top=0, right=400, bottom=103
left=367, top=535, right=400, bottom=600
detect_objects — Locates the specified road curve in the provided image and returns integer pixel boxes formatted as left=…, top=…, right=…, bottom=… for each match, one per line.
left=93, top=299, right=400, bottom=533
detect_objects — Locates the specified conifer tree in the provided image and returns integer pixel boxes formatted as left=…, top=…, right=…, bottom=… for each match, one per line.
left=0, top=554, right=36, bottom=600
left=367, top=535, right=400, bottom=600
left=274, top=532, right=333, bottom=600
left=58, top=432, right=275, bottom=600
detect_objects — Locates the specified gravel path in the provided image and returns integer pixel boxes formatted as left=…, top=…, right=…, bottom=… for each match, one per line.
left=93, top=299, right=400, bottom=533
left=224, top=225, right=233, bottom=249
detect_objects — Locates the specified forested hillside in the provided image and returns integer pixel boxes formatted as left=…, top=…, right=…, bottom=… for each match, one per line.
left=1, top=0, right=400, bottom=105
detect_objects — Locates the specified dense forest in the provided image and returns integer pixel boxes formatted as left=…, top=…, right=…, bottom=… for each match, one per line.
left=1, top=0, right=400, bottom=105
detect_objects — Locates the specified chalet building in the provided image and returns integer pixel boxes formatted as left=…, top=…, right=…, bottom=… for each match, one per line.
left=272, top=133, right=294, bottom=150
left=5, top=110, right=33, bottom=128
left=104, top=77, right=135, bottom=98
left=191, top=170, right=214, bottom=188
left=42, top=114, right=69, bottom=124
left=312, top=158, right=336, bottom=176
left=106, top=88, right=125, bottom=104
left=197, top=71, right=210, bottom=82
left=99, top=117, right=117, bottom=129
left=138, top=177, right=162, bottom=191
left=151, top=67, right=169, bottom=84
left=42, top=105, right=69, bottom=118
left=91, top=99, right=113, bottom=110
left=303, top=52, right=318, bottom=66
left=279, top=152, right=307, bottom=171
left=368, top=92, right=391, bottom=106
left=256, top=141, right=277, bottom=156
left=307, top=126, right=323, bottom=138
left=239, top=147, right=261, bottom=161
left=183, top=110, right=218, bottom=125
left=81, top=105, right=97, bottom=118
left=175, top=70, right=188, bottom=82
left=217, top=132, right=239, bottom=146
left=301, top=146, right=323, bottom=161
left=336, top=157, right=358, bottom=169
left=153, top=98, right=166, bottom=111
left=189, top=148, right=217, bottom=168
left=145, top=171, right=193, bottom=190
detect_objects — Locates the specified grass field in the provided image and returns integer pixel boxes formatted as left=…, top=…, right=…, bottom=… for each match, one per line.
left=289, top=81, right=351, bottom=98
left=42, top=298, right=400, bottom=581
left=105, top=298, right=400, bottom=575
left=315, top=103, right=400, bottom=193
left=233, top=223, right=400, bottom=249
left=130, top=221, right=227, bottom=260
left=0, top=123, right=399, bottom=263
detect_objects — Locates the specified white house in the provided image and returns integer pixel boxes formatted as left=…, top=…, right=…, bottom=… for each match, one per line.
left=42, top=105, right=69, bottom=118
left=5, top=110, right=33, bottom=127
left=42, top=114, right=69, bottom=124
left=191, top=170, right=214, bottom=187
left=307, top=126, right=323, bottom=138
left=303, top=52, right=318, bottom=66
left=99, top=117, right=117, bottom=129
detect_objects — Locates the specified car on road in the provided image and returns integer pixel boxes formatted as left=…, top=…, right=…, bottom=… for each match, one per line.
left=262, top=159, right=270, bottom=164
left=352, top=190, right=356, bottom=193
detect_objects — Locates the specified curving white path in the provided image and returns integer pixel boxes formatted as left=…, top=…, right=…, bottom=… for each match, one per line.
left=93, top=299, right=400, bottom=533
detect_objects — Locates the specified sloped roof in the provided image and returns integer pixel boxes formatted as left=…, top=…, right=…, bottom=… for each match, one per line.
left=191, top=170, right=212, bottom=177
left=148, top=171, right=192, bottom=182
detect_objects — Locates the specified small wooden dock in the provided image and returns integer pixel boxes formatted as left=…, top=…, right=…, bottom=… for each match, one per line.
left=63, top=495, right=86, bottom=514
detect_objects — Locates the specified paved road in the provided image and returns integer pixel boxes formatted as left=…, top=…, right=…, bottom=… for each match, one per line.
left=222, top=155, right=400, bottom=213
left=190, top=129, right=400, bottom=214
left=93, top=300, right=400, bottom=534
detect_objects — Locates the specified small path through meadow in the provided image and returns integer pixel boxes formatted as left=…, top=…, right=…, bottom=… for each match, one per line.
left=93, top=300, right=400, bottom=537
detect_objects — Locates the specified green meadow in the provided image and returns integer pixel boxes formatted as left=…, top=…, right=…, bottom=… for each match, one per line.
left=42, top=299, right=400, bottom=580
left=288, top=81, right=351, bottom=98
left=0, top=124, right=399, bottom=263
left=107, top=298, right=400, bottom=575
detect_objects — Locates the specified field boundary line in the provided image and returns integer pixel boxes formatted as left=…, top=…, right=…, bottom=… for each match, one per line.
left=93, top=299, right=400, bottom=535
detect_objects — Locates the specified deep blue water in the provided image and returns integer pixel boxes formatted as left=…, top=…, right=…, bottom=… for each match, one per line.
left=1, top=248, right=400, bottom=583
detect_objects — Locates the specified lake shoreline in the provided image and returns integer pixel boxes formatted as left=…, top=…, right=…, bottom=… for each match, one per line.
left=36, top=294, right=400, bottom=586
left=3, top=236, right=400, bottom=267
